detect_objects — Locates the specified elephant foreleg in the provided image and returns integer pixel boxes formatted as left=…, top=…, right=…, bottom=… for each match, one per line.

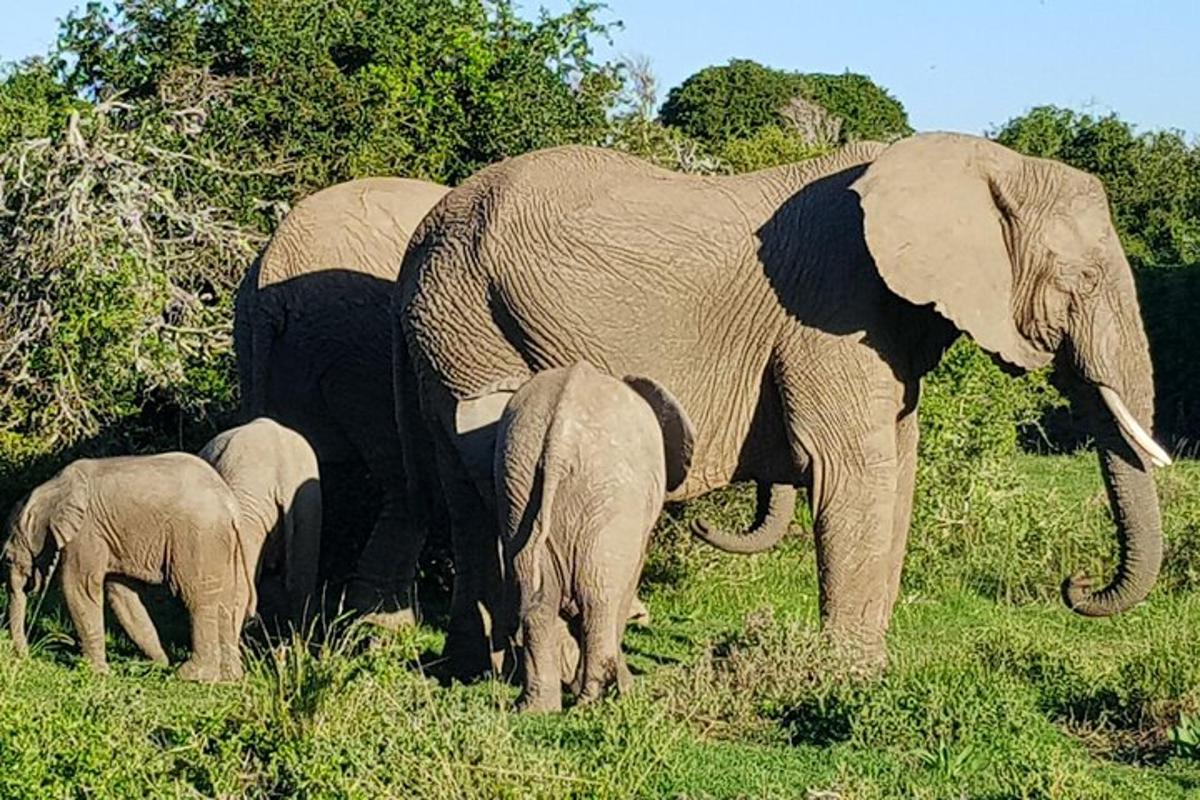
left=106, top=577, right=168, bottom=665
left=810, top=436, right=899, bottom=671
left=61, top=556, right=108, bottom=673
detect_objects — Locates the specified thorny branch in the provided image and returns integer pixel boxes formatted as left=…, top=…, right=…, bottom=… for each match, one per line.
left=0, top=83, right=272, bottom=447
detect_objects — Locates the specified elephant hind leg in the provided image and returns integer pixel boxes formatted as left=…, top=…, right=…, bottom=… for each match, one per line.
left=434, top=422, right=504, bottom=680
left=106, top=577, right=168, bottom=665
left=574, top=598, right=629, bottom=705
left=176, top=582, right=224, bottom=683
left=217, top=602, right=244, bottom=682
left=516, top=573, right=565, bottom=713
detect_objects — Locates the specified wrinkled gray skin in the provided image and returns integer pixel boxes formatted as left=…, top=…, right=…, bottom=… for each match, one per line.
left=235, top=177, right=448, bottom=626
left=495, top=363, right=695, bottom=712
left=199, top=418, right=322, bottom=628
left=2, top=454, right=255, bottom=682
left=397, top=132, right=1170, bottom=676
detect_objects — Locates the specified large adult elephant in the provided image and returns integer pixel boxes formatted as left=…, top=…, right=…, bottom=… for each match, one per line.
left=395, top=133, right=1171, bottom=676
left=235, top=176, right=448, bottom=625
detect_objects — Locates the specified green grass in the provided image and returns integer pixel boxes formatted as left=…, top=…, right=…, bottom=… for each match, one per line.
left=3, top=454, right=1200, bottom=798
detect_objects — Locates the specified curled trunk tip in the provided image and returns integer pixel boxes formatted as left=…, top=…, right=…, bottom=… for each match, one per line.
left=691, top=483, right=798, bottom=555
left=1060, top=447, right=1163, bottom=618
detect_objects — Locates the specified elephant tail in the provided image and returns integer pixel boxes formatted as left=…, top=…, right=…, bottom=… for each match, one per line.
left=232, top=515, right=259, bottom=623
left=501, top=407, right=565, bottom=626
left=691, top=483, right=797, bottom=554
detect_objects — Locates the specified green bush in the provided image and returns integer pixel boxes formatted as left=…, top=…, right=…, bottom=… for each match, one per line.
left=715, top=125, right=830, bottom=173
left=660, top=59, right=910, bottom=147
left=58, top=0, right=620, bottom=191
left=0, top=59, right=76, bottom=148
left=0, top=0, right=622, bottom=496
left=1134, top=265, right=1200, bottom=447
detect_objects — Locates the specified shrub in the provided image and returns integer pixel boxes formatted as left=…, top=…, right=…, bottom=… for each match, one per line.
left=0, top=98, right=260, bottom=503
left=0, top=0, right=623, bottom=500
left=715, top=125, right=830, bottom=173
left=660, top=59, right=910, bottom=147
left=0, top=59, right=76, bottom=148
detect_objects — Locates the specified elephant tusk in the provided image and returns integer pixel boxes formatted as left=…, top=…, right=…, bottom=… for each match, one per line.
left=1098, top=386, right=1173, bottom=468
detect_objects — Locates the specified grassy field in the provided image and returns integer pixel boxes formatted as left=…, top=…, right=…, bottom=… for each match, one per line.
left=2, top=453, right=1200, bottom=799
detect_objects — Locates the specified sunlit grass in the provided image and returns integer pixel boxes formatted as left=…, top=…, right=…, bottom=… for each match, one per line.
left=1, top=454, right=1199, bottom=798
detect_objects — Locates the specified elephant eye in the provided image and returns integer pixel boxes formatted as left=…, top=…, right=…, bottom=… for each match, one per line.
left=1076, top=265, right=1102, bottom=297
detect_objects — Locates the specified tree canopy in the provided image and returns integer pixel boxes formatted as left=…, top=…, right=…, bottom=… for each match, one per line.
left=659, top=59, right=911, bottom=147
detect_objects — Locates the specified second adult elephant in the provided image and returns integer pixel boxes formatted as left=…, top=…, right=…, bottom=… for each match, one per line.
left=235, top=177, right=448, bottom=625
left=397, top=133, right=1171, bottom=676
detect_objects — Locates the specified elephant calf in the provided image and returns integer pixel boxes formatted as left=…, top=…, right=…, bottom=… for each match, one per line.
left=494, top=362, right=694, bottom=712
left=2, top=454, right=254, bottom=682
left=199, top=418, right=322, bottom=628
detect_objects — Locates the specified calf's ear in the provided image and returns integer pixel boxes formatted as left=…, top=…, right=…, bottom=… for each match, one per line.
left=623, top=376, right=696, bottom=493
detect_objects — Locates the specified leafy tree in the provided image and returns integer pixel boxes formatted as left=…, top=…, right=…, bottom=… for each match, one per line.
left=0, top=0, right=622, bottom=479
left=660, top=59, right=909, bottom=147
left=0, top=59, right=76, bottom=148
left=994, top=106, right=1200, bottom=267
left=56, top=0, right=621, bottom=190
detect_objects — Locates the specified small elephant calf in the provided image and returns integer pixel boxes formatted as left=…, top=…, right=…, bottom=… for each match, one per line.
left=2, top=454, right=254, bottom=682
left=199, top=418, right=322, bottom=628
left=494, top=362, right=694, bottom=712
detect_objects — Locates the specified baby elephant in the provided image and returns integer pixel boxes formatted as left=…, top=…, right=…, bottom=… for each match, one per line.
left=199, top=418, right=322, bottom=628
left=495, top=362, right=695, bottom=712
left=2, top=454, right=254, bottom=682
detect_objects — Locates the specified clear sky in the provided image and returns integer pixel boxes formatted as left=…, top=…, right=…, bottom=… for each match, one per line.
left=4, top=1, right=1198, bottom=138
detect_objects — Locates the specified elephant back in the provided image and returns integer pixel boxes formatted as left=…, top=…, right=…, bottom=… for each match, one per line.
left=259, top=177, right=449, bottom=288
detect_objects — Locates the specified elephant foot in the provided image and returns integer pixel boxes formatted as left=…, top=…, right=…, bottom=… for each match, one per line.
left=515, top=688, right=563, bottom=714
left=824, top=626, right=889, bottom=678
left=177, top=658, right=223, bottom=683
left=220, top=658, right=245, bottom=683
left=345, top=578, right=419, bottom=628
left=84, top=658, right=111, bottom=676
left=442, top=630, right=494, bottom=682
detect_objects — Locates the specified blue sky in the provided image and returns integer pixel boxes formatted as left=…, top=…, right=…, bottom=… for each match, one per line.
left=4, top=1, right=1198, bottom=137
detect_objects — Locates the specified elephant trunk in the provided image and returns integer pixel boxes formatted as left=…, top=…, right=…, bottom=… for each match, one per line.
left=692, top=483, right=797, bottom=554
left=8, top=564, right=28, bottom=656
left=1062, top=299, right=1165, bottom=617
left=1063, top=443, right=1163, bottom=616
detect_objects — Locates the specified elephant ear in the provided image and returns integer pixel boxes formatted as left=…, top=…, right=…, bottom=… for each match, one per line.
left=47, top=466, right=88, bottom=548
left=623, top=376, right=696, bottom=493
left=851, top=132, right=1052, bottom=372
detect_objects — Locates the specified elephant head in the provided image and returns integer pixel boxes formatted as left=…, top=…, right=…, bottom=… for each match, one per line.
left=852, top=132, right=1170, bottom=617
left=3, top=467, right=87, bottom=654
